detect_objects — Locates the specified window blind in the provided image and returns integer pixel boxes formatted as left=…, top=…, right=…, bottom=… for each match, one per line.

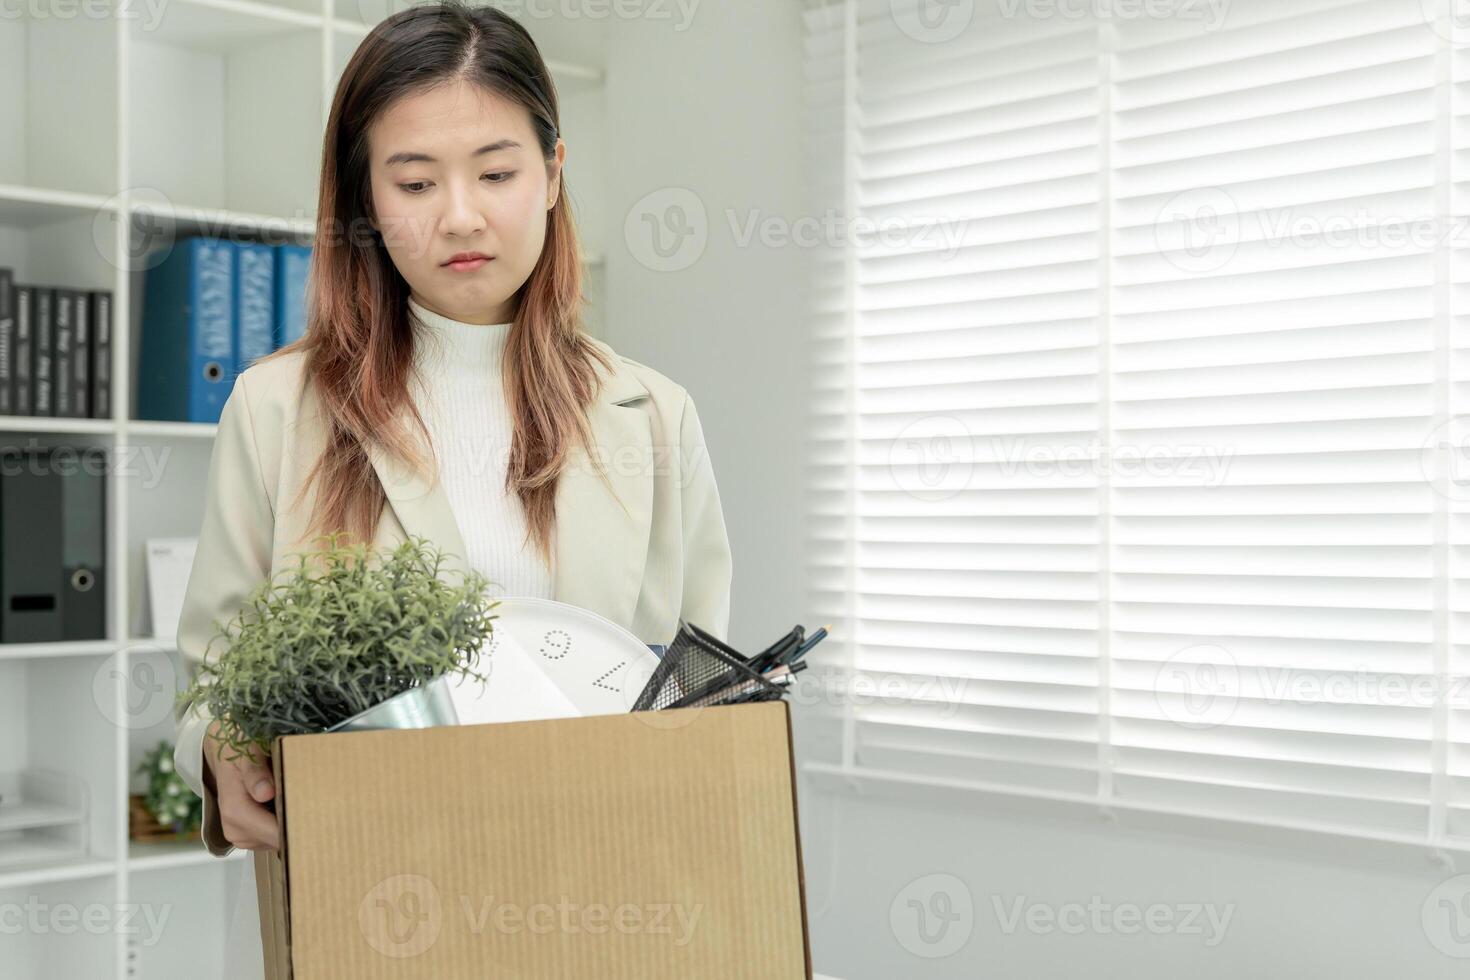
left=802, top=0, right=1470, bottom=850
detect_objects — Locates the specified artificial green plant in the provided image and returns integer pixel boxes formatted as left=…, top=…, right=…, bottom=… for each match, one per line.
left=176, top=533, right=496, bottom=761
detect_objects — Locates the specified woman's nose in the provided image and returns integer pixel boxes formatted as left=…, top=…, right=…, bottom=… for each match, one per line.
left=441, top=180, right=487, bottom=238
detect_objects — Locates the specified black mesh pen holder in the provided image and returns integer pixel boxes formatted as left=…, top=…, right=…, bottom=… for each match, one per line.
left=631, top=620, right=785, bottom=711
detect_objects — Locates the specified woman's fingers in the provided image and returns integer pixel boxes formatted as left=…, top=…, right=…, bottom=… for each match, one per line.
left=205, top=722, right=282, bottom=850
left=233, top=754, right=275, bottom=804
left=218, top=781, right=281, bottom=851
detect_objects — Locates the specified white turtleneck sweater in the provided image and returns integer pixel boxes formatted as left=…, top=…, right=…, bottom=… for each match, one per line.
left=407, top=296, right=553, bottom=600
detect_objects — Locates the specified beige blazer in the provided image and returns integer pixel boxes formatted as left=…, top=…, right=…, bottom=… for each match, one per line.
left=171, top=338, right=733, bottom=856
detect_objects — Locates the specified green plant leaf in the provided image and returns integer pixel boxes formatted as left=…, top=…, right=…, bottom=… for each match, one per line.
left=175, top=533, right=497, bottom=758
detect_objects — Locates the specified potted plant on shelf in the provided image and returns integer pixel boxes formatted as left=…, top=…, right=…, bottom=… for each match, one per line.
left=131, top=740, right=203, bottom=841
left=176, top=533, right=497, bottom=764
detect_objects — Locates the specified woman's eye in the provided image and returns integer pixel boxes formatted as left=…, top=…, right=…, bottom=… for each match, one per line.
left=398, top=173, right=512, bottom=194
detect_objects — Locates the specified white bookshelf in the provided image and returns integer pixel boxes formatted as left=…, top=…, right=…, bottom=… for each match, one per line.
left=0, top=2, right=609, bottom=976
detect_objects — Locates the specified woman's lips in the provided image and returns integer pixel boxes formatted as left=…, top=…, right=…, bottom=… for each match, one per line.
left=444, top=256, right=492, bottom=272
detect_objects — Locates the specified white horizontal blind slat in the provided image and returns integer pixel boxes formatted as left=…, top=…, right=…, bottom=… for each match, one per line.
left=862, top=0, right=1100, bottom=796
left=1447, top=7, right=1470, bottom=841
left=806, top=0, right=1470, bottom=847
left=802, top=0, right=856, bottom=766
left=1109, top=0, right=1440, bottom=839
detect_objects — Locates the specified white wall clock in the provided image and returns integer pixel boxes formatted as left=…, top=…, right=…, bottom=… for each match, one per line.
left=446, top=595, right=663, bottom=725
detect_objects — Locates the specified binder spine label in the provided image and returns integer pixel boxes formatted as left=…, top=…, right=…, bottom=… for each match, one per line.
left=196, top=245, right=232, bottom=361
left=15, top=287, right=31, bottom=416
left=193, top=241, right=234, bottom=423
left=91, top=292, right=111, bottom=419
left=275, top=245, right=312, bottom=348
left=54, top=290, right=73, bottom=420
left=0, top=271, right=12, bottom=416
left=33, top=289, right=53, bottom=416
left=237, top=244, right=275, bottom=374
left=72, top=292, right=89, bottom=417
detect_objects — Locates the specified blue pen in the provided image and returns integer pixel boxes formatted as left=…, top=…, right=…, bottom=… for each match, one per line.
left=784, top=625, right=830, bottom=665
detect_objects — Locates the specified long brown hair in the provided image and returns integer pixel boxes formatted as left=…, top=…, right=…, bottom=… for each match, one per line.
left=263, top=0, right=613, bottom=567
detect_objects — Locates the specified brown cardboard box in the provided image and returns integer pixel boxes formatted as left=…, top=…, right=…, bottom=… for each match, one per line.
left=253, top=700, right=811, bottom=978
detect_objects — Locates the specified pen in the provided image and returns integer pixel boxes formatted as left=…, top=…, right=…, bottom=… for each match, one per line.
left=785, top=625, right=830, bottom=665
left=685, top=665, right=799, bottom=708
left=669, top=654, right=788, bottom=708
left=768, top=628, right=807, bottom=670
left=756, top=625, right=801, bottom=659
left=728, top=673, right=795, bottom=705
left=751, top=626, right=803, bottom=674
left=682, top=675, right=766, bottom=707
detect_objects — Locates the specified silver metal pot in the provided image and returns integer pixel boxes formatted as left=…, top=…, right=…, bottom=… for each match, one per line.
left=324, top=673, right=460, bottom=733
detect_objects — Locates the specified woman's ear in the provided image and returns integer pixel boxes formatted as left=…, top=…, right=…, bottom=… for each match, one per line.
left=546, top=139, right=566, bottom=210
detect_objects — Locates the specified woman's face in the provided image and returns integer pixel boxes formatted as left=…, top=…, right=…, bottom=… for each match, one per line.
left=366, top=78, right=564, bottom=325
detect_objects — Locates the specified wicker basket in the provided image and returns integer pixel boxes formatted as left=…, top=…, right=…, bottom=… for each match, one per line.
left=128, top=793, right=202, bottom=843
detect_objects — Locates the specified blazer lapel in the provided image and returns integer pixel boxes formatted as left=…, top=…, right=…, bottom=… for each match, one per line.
left=551, top=362, right=654, bottom=628
left=366, top=345, right=654, bottom=629
left=366, top=430, right=474, bottom=582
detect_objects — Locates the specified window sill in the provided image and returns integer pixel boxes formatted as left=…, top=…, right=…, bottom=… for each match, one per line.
left=800, top=761, right=1468, bottom=875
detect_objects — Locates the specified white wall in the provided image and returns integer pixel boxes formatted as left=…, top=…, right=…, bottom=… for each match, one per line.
left=795, top=780, right=1469, bottom=979
left=597, top=4, right=1469, bottom=980
left=600, top=0, right=810, bottom=654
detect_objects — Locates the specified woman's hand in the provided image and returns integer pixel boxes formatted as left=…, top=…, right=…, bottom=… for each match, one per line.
left=203, top=719, right=281, bottom=852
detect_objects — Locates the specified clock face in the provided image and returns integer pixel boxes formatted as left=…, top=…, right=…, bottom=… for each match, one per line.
left=445, top=596, right=663, bottom=726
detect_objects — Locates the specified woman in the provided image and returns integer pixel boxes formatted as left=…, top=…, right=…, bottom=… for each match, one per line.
left=172, top=1, right=733, bottom=857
